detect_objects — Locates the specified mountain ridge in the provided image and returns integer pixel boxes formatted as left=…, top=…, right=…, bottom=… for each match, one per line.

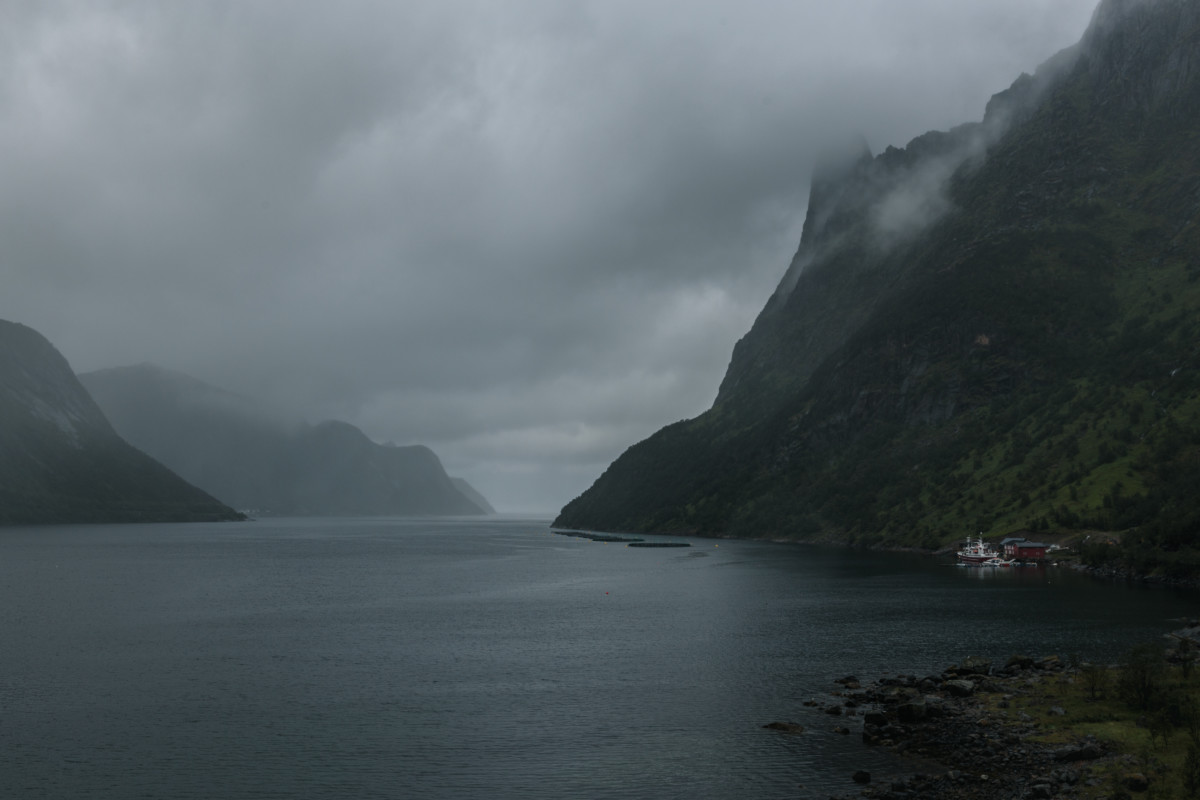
left=555, top=0, right=1200, bottom=569
left=0, top=320, right=243, bottom=525
left=79, top=363, right=492, bottom=517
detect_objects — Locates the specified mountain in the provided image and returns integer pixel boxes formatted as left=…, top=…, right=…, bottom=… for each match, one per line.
left=79, top=364, right=491, bottom=516
left=555, top=0, right=1200, bottom=569
left=452, top=477, right=496, bottom=514
left=0, top=321, right=243, bottom=524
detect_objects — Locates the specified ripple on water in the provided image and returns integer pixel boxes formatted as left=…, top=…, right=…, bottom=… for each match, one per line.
left=1, top=518, right=1195, bottom=799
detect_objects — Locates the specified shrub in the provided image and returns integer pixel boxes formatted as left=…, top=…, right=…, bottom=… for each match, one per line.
left=1081, top=662, right=1111, bottom=701
left=1119, top=642, right=1169, bottom=712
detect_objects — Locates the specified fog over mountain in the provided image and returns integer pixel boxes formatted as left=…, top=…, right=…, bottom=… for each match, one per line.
left=0, top=0, right=1097, bottom=512
left=79, top=364, right=491, bottom=517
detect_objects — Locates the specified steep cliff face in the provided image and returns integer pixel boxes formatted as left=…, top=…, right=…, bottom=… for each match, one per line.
left=0, top=321, right=242, bottom=524
left=556, top=0, right=1200, bottom=548
left=80, top=364, right=491, bottom=516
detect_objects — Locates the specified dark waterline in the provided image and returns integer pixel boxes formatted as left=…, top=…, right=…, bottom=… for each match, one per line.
left=2, top=517, right=1195, bottom=798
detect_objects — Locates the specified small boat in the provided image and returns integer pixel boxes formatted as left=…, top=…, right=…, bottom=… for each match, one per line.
left=983, top=557, right=1015, bottom=567
left=957, top=535, right=1001, bottom=565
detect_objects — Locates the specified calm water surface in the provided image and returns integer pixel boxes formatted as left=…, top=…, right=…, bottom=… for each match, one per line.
left=2, top=517, right=1196, bottom=798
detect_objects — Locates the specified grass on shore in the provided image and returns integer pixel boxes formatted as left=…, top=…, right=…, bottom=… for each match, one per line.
left=979, top=649, right=1200, bottom=798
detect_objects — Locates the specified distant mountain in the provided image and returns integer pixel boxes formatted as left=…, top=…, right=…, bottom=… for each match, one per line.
left=0, top=321, right=242, bottom=524
left=79, top=364, right=491, bottom=516
left=556, top=0, right=1200, bottom=569
left=452, top=477, right=496, bottom=514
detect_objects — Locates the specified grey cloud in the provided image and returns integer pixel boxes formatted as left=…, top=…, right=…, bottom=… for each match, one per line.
left=0, top=0, right=1099, bottom=511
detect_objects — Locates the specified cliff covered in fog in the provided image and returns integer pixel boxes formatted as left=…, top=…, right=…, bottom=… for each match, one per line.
left=80, top=364, right=491, bottom=516
left=557, top=0, right=1200, bottom=560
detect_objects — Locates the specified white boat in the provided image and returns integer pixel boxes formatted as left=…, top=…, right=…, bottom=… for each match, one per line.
left=957, top=535, right=1001, bottom=565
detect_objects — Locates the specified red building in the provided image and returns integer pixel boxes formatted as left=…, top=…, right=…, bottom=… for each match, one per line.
left=1012, top=542, right=1041, bottom=561
left=1002, top=538, right=1048, bottom=560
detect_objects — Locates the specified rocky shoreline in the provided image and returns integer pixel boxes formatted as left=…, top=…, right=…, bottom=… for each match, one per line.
left=1064, top=562, right=1200, bottom=592
left=780, top=655, right=1134, bottom=800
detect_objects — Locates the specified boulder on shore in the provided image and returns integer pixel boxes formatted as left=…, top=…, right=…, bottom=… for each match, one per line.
left=1004, top=654, right=1035, bottom=671
left=897, top=696, right=927, bottom=722
left=958, top=656, right=992, bottom=675
left=1054, top=742, right=1104, bottom=762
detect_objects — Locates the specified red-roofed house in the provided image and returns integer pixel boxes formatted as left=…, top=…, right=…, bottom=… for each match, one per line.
left=1015, top=541, right=1048, bottom=560
left=1002, top=538, right=1049, bottom=561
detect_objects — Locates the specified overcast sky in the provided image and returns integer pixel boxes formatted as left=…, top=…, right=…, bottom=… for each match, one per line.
left=0, top=0, right=1100, bottom=513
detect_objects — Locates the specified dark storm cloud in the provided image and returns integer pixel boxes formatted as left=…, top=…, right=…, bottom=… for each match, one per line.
left=0, top=0, right=1098, bottom=511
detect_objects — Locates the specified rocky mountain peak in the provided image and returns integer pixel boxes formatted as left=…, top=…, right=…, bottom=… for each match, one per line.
left=798, top=135, right=874, bottom=244
left=1080, top=0, right=1200, bottom=115
left=0, top=320, right=112, bottom=444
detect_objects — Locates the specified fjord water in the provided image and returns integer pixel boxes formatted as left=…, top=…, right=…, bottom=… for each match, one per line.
left=3, top=518, right=1196, bottom=799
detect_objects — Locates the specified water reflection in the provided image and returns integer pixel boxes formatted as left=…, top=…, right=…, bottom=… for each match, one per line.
left=954, top=562, right=1051, bottom=582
